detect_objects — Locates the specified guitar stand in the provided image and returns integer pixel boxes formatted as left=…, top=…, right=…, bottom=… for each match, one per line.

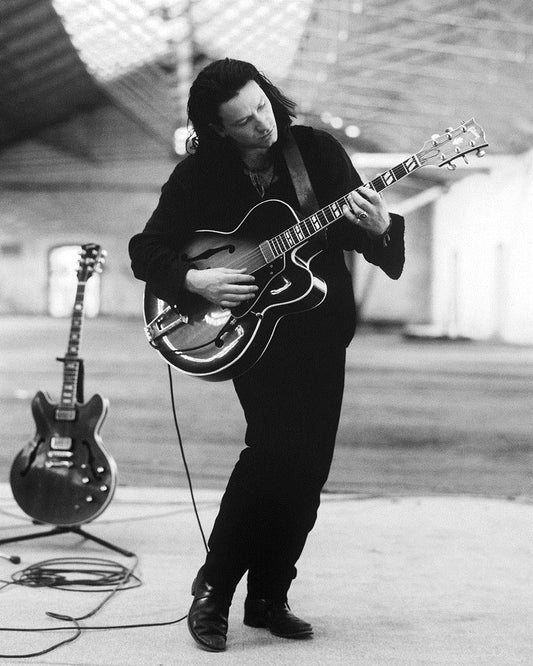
left=5, top=353, right=135, bottom=558
left=0, top=524, right=136, bottom=558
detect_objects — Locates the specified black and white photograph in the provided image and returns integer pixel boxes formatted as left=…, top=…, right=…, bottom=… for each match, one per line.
left=0, top=1, right=531, bottom=663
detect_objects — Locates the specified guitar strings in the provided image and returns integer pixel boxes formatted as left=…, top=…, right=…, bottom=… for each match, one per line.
left=218, top=152, right=424, bottom=274
left=220, top=247, right=266, bottom=274
left=210, top=197, right=342, bottom=274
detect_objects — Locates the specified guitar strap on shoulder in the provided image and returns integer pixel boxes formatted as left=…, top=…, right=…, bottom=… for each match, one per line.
left=282, top=129, right=328, bottom=251
left=282, top=129, right=319, bottom=217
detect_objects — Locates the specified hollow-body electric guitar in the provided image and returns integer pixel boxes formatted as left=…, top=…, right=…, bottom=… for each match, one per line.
left=10, top=244, right=117, bottom=527
left=144, top=119, right=487, bottom=381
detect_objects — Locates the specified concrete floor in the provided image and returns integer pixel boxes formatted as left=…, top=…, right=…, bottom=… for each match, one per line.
left=0, top=484, right=531, bottom=665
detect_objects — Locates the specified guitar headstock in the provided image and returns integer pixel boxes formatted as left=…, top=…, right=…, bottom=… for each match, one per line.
left=417, top=118, right=488, bottom=170
left=77, top=243, right=107, bottom=282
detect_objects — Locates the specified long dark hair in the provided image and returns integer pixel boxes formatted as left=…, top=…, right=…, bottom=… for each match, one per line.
left=186, top=58, right=297, bottom=155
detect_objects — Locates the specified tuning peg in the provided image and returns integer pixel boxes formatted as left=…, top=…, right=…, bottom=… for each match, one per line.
left=447, top=162, right=457, bottom=170
left=462, top=155, right=469, bottom=165
left=476, top=149, right=486, bottom=158
left=445, top=127, right=453, bottom=133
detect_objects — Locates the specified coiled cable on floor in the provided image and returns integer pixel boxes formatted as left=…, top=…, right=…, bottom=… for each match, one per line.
left=11, top=556, right=141, bottom=591
left=0, top=555, right=141, bottom=659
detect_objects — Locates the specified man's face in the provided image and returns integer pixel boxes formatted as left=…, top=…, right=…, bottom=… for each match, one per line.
left=215, top=80, right=278, bottom=151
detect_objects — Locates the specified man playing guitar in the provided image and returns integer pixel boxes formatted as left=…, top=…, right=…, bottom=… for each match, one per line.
left=129, top=58, right=404, bottom=652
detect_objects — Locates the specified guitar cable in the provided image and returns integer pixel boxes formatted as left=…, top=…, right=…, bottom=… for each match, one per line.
left=0, top=554, right=190, bottom=660
left=167, top=364, right=209, bottom=553
left=0, top=366, right=209, bottom=659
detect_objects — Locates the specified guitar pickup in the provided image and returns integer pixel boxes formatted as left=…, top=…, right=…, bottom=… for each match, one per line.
left=47, top=450, right=73, bottom=458
left=55, top=408, right=76, bottom=421
left=145, top=307, right=189, bottom=344
left=51, top=436, right=72, bottom=450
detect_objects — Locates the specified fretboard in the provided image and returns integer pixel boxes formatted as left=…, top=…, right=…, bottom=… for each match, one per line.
left=59, top=281, right=86, bottom=409
left=260, top=152, right=420, bottom=261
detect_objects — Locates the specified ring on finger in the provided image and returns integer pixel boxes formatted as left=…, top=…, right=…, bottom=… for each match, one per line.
left=357, top=211, right=368, bottom=220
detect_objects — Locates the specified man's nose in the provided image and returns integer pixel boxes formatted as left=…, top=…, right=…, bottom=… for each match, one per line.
left=254, top=113, right=269, bottom=132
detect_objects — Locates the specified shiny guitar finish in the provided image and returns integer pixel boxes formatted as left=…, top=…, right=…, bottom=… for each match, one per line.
left=10, top=243, right=116, bottom=527
left=144, top=199, right=327, bottom=381
left=144, top=119, right=488, bottom=381
left=10, top=390, right=116, bottom=526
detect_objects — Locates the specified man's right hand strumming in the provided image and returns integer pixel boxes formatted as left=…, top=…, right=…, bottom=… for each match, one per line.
left=185, top=267, right=258, bottom=309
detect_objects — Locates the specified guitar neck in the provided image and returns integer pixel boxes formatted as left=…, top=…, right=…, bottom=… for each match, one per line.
left=261, top=153, right=421, bottom=259
left=58, top=280, right=87, bottom=412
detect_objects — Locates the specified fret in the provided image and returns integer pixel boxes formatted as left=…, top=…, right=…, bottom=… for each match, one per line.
left=404, top=155, right=420, bottom=172
left=329, top=202, right=343, bottom=220
left=59, top=281, right=86, bottom=411
left=310, top=214, right=321, bottom=231
left=302, top=218, right=314, bottom=237
left=318, top=209, right=329, bottom=226
left=52, top=244, right=104, bottom=418
left=369, top=175, right=385, bottom=192
left=263, top=152, right=421, bottom=260
left=288, top=227, right=299, bottom=245
left=381, top=170, right=396, bottom=187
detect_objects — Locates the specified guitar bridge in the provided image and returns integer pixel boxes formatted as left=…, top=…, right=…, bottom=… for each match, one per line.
left=145, top=307, right=189, bottom=344
left=45, top=460, right=73, bottom=468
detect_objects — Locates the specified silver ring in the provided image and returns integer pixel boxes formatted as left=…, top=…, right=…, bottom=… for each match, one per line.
left=357, top=211, right=368, bottom=220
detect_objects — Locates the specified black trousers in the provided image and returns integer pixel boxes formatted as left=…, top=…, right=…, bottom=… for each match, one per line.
left=203, top=341, right=346, bottom=600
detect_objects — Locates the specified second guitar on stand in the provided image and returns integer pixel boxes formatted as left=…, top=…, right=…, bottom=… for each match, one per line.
left=10, top=243, right=118, bottom=528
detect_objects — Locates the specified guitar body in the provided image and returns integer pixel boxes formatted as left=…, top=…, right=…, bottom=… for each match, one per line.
left=10, top=390, right=117, bottom=526
left=144, top=199, right=327, bottom=381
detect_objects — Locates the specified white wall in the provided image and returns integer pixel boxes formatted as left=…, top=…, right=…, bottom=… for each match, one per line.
left=432, top=151, right=533, bottom=344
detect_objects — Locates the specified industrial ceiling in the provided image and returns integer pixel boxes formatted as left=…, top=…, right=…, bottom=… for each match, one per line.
left=0, top=0, right=532, bottom=159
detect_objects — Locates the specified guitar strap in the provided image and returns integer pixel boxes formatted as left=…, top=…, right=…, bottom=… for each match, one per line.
left=282, top=130, right=328, bottom=251
left=282, top=129, right=319, bottom=217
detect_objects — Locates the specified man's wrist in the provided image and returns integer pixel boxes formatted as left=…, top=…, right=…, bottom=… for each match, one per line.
left=367, top=218, right=392, bottom=246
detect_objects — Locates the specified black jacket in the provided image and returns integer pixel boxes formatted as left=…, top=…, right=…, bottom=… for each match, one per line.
left=129, top=125, right=404, bottom=351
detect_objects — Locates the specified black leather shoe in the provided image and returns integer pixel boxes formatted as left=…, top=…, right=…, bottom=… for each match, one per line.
left=187, top=568, right=232, bottom=652
left=244, top=598, right=313, bottom=639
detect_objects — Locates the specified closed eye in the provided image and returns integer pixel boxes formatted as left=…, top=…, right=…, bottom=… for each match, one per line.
left=235, top=100, right=266, bottom=127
